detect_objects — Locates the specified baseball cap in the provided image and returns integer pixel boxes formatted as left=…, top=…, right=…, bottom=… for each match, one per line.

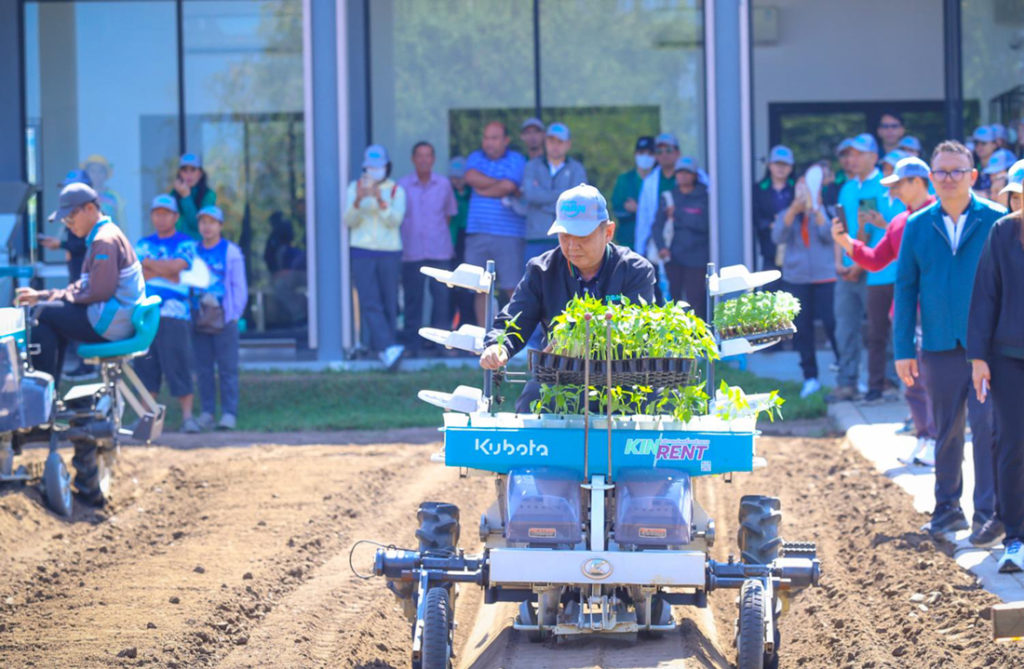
left=60, top=169, right=92, bottom=188
left=80, top=154, right=112, bottom=174
left=897, top=136, right=922, bottom=153
left=521, top=117, right=544, bottom=131
left=768, top=145, right=794, bottom=166
left=999, top=159, right=1024, bottom=195
left=546, top=122, right=570, bottom=141
left=973, top=126, right=996, bottom=143
left=991, top=123, right=1007, bottom=142
left=836, top=138, right=855, bottom=156
left=674, top=156, right=699, bottom=173
left=179, top=152, right=202, bottom=169
left=655, top=132, right=679, bottom=148
left=198, top=205, right=224, bottom=223
left=449, top=156, right=466, bottom=177
left=50, top=182, right=99, bottom=222
left=150, top=193, right=179, bottom=213
left=983, top=148, right=1017, bottom=175
left=881, top=150, right=909, bottom=169
left=362, top=144, right=389, bottom=168
left=635, top=136, right=655, bottom=152
left=849, top=133, right=879, bottom=154
left=880, top=156, right=931, bottom=186
left=547, top=183, right=609, bottom=237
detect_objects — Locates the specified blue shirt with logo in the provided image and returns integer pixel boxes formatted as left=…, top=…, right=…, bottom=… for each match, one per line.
left=195, top=239, right=228, bottom=303
left=838, top=170, right=901, bottom=285
left=135, top=232, right=196, bottom=319
left=465, top=148, right=526, bottom=238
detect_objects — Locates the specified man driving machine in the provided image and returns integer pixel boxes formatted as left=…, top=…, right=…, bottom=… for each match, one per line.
left=480, top=183, right=658, bottom=412
left=14, top=183, right=145, bottom=385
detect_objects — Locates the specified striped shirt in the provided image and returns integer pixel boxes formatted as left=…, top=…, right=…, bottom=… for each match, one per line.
left=465, top=149, right=526, bottom=238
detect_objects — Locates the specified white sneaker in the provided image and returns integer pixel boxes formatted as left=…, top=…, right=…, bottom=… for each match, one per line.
left=380, top=344, right=405, bottom=370
left=998, top=540, right=1024, bottom=573
left=915, top=439, right=936, bottom=467
left=898, top=437, right=927, bottom=465
left=217, top=413, right=236, bottom=431
left=799, top=378, right=822, bottom=398
left=197, top=412, right=216, bottom=431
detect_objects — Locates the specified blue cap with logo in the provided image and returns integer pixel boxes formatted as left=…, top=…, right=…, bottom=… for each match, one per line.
left=983, top=148, right=1017, bottom=175
left=546, top=122, right=570, bottom=141
left=521, top=117, right=544, bottom=131
left=768, top=145, right=794, bottom=166
left=362, top=144, right=389, bottom=168
left=880, top=156, right=931, bottom=186
left=655, top=132, right=679, bottom=149
left=897, top=136, right=922, bottom=153
left=1001, top=159, right=1024, bottom=195
left=881, top=150, right=909, bottom=169
left=449, top=156, right=466, bottom=177
left=548, top=183, right=609, bottom=237
left=180, top=152, right=202, bottom=169
left=991, top=123, right=1007, bottom=142
left=50, top=182, right=99, bottom=222
left=836, top=138, right=855, bottom=156
left=198, top=205, right=224, bottom=223
left=849, top=133, right=879, bottom=154
left=973, top=126, right=996, bottom=143
left=674, top=156, right=699, bottom=173
left=150, top=193, right=179, bottom=213
left=60, top=169, right=92, bottom=188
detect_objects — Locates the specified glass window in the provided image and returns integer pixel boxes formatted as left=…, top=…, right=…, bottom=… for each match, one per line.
left=961, top=0, right=1024, bottom=153
left=24, top=1, right=179, bottom=270
left=183, top=0, right=307, bottom=338
left=539, top=0, right=705, bottom=199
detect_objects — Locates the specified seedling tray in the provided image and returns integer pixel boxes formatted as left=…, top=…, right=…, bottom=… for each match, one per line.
left=528, top=350, right=697, bottom=387
left=717, top=324, right=796, bottom=346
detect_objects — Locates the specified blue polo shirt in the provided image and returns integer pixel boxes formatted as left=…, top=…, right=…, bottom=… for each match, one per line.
left=838, top=169, right=902, bottom=285
left=465, top=148, right=526, bottom=238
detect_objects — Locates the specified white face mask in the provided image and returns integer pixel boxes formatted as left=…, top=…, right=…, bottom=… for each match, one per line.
left=365, top=167, right=386, bottom=182
left=635, top=154, right=656, bottom=171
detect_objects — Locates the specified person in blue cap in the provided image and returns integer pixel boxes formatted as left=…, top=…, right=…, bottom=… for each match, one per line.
left=170, top=153, right=217, bottom=239
left=897, top=136, right=923, bottom=158
left=479, top=183, right=657, bottom=412
left=134, top=194, right=201, bottom=432
left=981, top=148, right=1018, bottom=203
left=652, top=156, right=710, bottom=318
left=972, top=126, right=998, bottom=196
left=522, top=122, right=588, bottom=263
left=752, top=144, right=795, bottom=271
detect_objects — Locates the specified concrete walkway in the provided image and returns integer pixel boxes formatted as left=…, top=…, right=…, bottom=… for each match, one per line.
left=743, top=348, right=1023, bottom=604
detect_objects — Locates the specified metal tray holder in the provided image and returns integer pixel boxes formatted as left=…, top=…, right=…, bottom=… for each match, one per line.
left=717, top=323, right=796, bottom=347
left=527, top=349, right=697, bottom=387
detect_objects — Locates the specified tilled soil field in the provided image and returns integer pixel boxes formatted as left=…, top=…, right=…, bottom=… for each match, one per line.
left=0, top=428, right=1022, bottom=668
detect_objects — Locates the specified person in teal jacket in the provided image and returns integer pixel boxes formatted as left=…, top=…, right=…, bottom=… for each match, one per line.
left=170, top=152, right=217, bottom=239
left=894, top=140, right=1007, bottom=544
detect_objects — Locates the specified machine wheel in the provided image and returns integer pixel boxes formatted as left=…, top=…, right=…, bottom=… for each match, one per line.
left=43, top=450, right=72, bottom=517
left=737, top=495, right=781, bottom=565
left=416, top=502, right=460, bottom=553
left=71, top=439, right=112, bottom=506
left=736, top=579, right=777, bottom=669
left=420, top=587, right=452, bottom=669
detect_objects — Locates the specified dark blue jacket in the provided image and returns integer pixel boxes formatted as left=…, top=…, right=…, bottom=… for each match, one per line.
left=894, top=195, right=1007, bottom=359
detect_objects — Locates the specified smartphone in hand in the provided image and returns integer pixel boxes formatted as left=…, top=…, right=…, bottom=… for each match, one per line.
left=834, top=204, right=847, bottom=233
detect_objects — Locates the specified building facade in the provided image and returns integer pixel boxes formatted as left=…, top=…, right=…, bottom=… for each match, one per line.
left=0, top=0, right=1020, bottom=361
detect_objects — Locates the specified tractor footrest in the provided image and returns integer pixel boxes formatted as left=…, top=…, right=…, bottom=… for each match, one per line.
left=781, top=541, right=817, bottom=558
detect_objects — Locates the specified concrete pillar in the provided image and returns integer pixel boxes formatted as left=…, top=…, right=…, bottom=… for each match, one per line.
left=0, top=0, right=24, bottom=182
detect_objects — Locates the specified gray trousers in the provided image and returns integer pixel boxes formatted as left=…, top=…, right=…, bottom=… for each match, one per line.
left=833, top=275, right=867, bottom=388
left=193, top=321, right=240, bottom=416
left=920, top=346, right=996, bottom=523
left=352, top=252, right=401, bottom=352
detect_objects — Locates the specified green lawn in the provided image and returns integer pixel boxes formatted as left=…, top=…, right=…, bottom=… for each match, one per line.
left=144, top=362, right=826, bottom=432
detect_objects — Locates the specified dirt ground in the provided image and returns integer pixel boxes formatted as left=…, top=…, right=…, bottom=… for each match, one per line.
left=1, top=427, right=1022, bottom=668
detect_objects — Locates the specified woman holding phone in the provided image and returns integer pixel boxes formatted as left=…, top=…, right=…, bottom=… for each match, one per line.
left=967, top=162, right=1024, bottom=573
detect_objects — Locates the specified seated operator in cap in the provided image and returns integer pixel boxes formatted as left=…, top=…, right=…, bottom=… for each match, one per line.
left=14, top=182, right=145, bottom=386
left=479, top=183, right=658, bottom=412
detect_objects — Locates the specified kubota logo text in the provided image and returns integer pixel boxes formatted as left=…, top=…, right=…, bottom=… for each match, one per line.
left=624, top=437, right=710, bottom=463
left=475, top=438, right=549, bottom=457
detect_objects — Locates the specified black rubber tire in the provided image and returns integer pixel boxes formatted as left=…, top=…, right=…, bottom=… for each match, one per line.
left=420, top=587, right=452, bottom=669
left=43, top=450, right=73, bottom=517
left=737, top=495, right=781, bottom=565
left=416, top=502, right=460, bottom=554
left=71, top=438, right=107, bottom=506
left=737, top=579, right=766, bottom=669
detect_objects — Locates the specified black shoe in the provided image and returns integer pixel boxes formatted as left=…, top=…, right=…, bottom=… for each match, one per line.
left=863, top=389, right=884, bottom=403
left=65, top=362, right=98, bottom=381
left=969, top=518, right=1006, bottom=548
left=922, top=506, right=969, bottom=537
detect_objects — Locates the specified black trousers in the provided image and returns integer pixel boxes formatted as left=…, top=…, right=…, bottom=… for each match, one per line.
left=664, top=263, right=707, bottom=321
left=786, top=281, right=836, bottom=381
left=920, top=347, right=996, bottom=523
left=756, top=227, right=778, bottom=272
left=30, top=300, right=106, bottom=386
left=866, top=284, right=894, bottom=393
left=401, top=259, right=452, bottom=352
left=990, top=353, right=1024, bottom=543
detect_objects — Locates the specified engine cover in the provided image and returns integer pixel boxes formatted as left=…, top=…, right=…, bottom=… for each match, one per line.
left=614, top=468, right=693, bottom=547
left=504, top=467, right=582, bottom=546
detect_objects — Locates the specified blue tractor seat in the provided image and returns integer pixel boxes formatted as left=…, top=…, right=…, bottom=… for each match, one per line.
left=77, top=296, right=163, bottom=360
